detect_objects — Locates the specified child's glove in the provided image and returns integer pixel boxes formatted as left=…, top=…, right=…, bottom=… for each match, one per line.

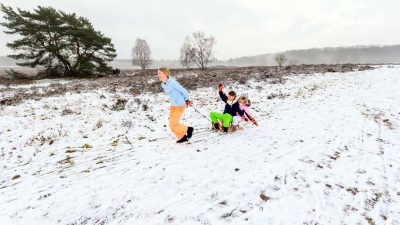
left=251, top=119, right=258, bottom=126
left=185, top=99, right=193, bottom=106
left=218, top=83, right=223, bottom=92
left=241, top=115, right=249, bottom=122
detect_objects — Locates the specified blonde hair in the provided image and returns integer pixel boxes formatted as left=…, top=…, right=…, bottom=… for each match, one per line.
left=158, top=67, right=170, bottom=77
left=239, top=96, right=248, bottom=103
left=239, top=96, right=251, bottom=106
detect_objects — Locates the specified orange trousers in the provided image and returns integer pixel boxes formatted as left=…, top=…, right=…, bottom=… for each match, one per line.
left=169, top=105, right=188, bottom=140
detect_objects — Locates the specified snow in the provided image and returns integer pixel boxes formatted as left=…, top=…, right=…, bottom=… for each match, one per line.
left=1, top=78, right=73, bottom=89
left=1, top=65, right=400, bottom=225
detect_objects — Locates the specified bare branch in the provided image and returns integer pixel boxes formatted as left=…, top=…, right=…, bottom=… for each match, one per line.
left=132, top=38, right=152, bottom=70
left=179, top=31, right=216, bottom=69
left=274, top=53, right=287, bottom=67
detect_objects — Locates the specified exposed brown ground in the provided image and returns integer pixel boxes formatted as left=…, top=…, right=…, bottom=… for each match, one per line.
left=0, top=64, right=374, bottom=106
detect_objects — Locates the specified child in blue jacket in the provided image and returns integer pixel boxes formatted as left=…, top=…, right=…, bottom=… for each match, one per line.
left=158, top=68, right=194, bottom=143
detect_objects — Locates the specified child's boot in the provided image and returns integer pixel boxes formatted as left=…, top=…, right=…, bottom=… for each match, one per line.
left=212, top=122, right=220, bottom=130
left=231, top=125, right=238, bottom=132
left=177, top=135, right=188, bottom=143
left=187, top=127, right=194, bottom=139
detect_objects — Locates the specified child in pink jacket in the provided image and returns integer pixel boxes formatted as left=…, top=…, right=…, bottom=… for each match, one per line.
left=232, top=96, right=258, bottom=131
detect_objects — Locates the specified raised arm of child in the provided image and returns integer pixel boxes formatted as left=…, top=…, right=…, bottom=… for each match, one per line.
left=218, top=83, right=228, bottom=103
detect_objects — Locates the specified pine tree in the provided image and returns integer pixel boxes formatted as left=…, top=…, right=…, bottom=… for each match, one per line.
left=0, top=4, right=117, bottom=77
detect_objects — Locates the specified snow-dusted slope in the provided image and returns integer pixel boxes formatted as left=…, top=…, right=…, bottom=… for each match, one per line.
left=1, top=66, right=399, bottom=225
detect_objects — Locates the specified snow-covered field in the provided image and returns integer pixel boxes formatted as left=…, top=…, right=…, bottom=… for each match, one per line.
left=1, top=66, right=399, bottom=225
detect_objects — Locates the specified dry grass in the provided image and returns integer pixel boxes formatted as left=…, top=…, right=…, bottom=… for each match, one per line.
left=0, top=64, right=374, bottom=107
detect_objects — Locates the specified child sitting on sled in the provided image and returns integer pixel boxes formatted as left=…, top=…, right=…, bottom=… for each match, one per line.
left=209, top=84, right=245, bottom=132
left=231, top=96, right=258, bottom=131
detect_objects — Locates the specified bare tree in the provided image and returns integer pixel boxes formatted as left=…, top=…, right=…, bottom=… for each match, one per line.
left=179, top=31, right=216, bottom=69
left=274, top=53, right=287, bottom=67
left=179, top=36, right=194, bottom=68
left=132, top=38, right=152, bottom=70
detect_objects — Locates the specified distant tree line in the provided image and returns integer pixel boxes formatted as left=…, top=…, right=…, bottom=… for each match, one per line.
left=227, top=45, right=400, bottom=67
left=3, top=4, right=398, bottom=76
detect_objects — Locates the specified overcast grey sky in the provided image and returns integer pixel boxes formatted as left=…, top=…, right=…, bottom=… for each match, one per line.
left=1, top=0, right=399, bottom=60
